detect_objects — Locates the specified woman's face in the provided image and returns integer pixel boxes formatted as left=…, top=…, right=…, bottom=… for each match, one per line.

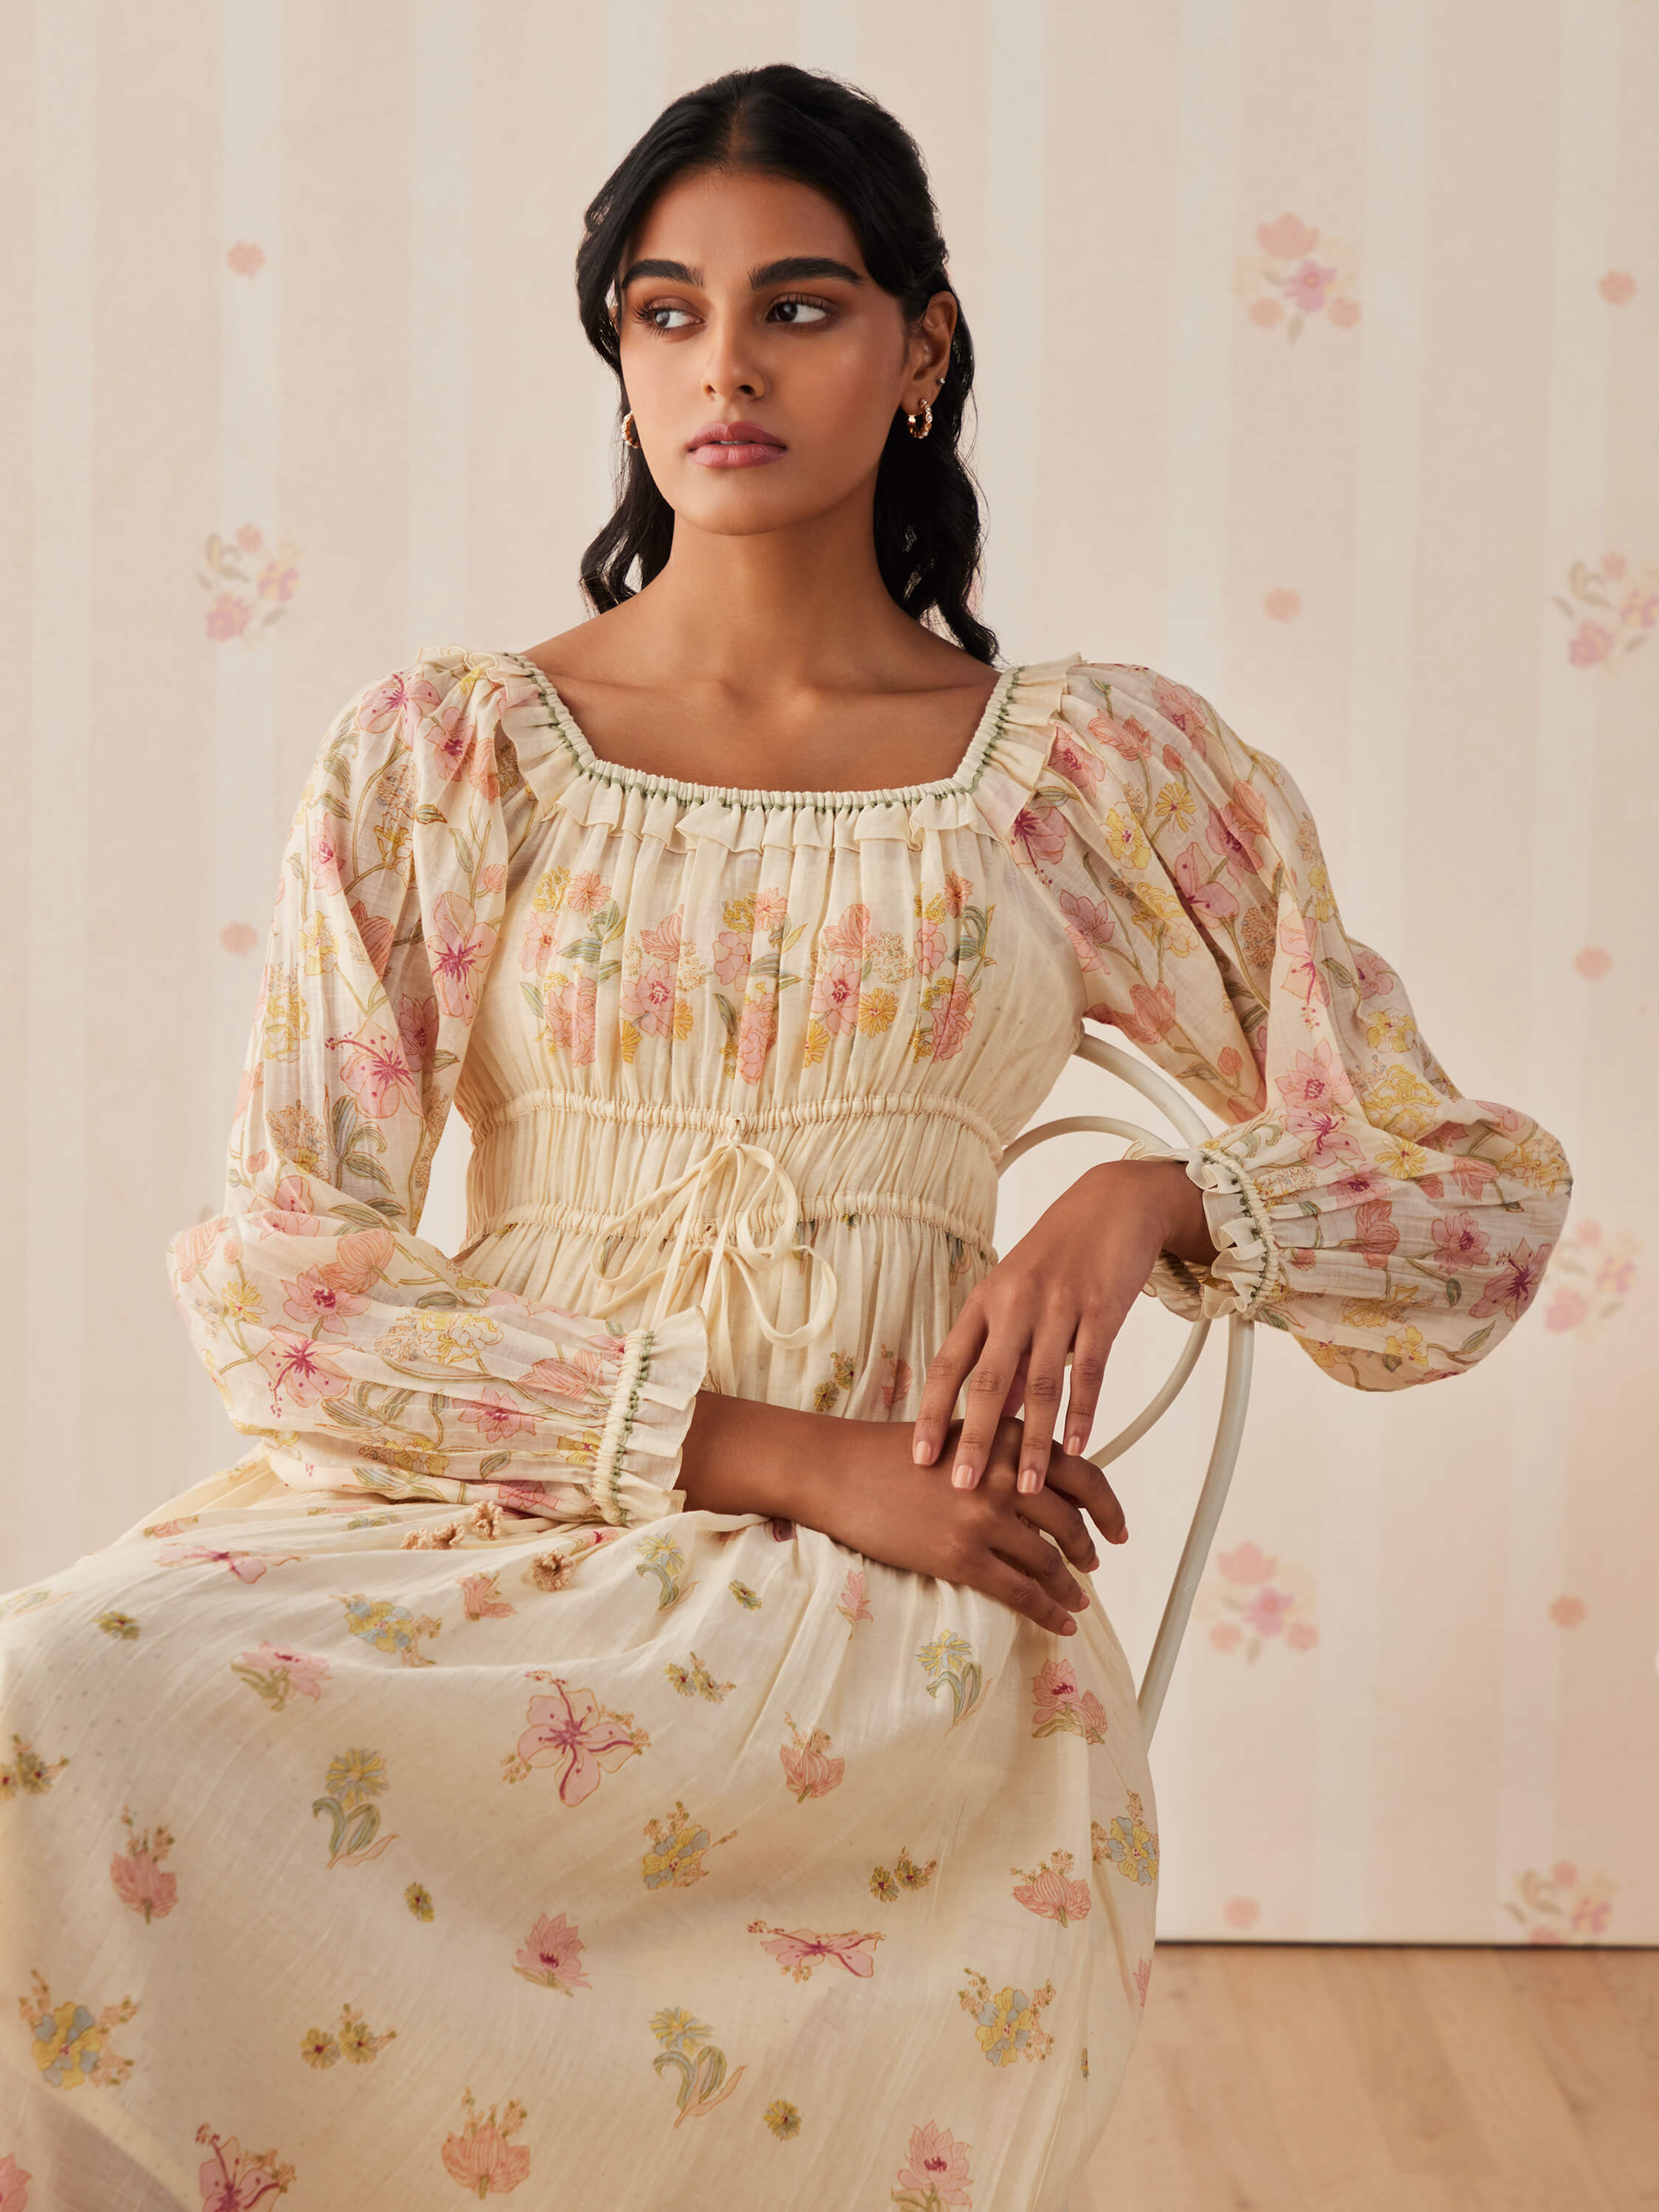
left=612, top=165, right=956, bottom=541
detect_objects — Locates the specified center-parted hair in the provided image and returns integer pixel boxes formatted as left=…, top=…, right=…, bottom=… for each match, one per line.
left=574, top=63, right=999, bottom=665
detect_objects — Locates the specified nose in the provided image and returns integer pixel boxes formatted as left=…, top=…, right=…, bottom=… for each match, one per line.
left=699, top=312, right=766, bottom=403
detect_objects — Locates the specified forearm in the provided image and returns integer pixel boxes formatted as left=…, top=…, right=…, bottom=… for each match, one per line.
left=676, top=1389, right=842, bottom=1523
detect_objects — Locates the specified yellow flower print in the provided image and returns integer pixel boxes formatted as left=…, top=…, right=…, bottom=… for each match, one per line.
left=1359, top=1065, right=1441, bottom=1135
left=299, top=911, right=337, bottom=976
left=1364, top=1009, right=1419, bottom=1054
left=0, top=1736, right=69, bottom=1798
left=1373, top=1132, right=1434, bottom=1180
left=1506, top=1132, right=1571, bottom=1193
left=96, top=1610, right=141, bottom=1640
left=260, top=968, right=310, bottom=1062
left=405, top=1882, right=435, bottom=1921
left=1305, top=860, right=1337, bottom=922
left=1339, top=1287, right=1422, bottom=1332
left=728, top=1582, right=762, bottom=1610
left=762, top=2099, right=802, bottom=2139
left=338, top=2002, right=397, bottom=2064
left=641, top=1801, right=737, bottom=1890
left=1151, top=778, right=1196, bottom=832
left=324, top=1749, right=388, bottom=1808
left=267, top=1100, right=327, bottom=1175
left=1382, top=1325, right=1431, bottom=1370
left=300, top=2024, right=338, bottom=2068
left=216, top=1274, right=264, bottom=1329
left=18, top=1970, right=136, bottom=2090
left=648, top=2005, right=746, bottom=2126
left=1091, top=1791, right=1160, bottom=1885
left=957, top=1967, right=1055, bottom=2067
left=855, top=986, right=898, bottom=1036
left=663, top=1654, right=736, bottom=1703
left=1102, top=804, right=1150, bottom=872
left=371, top=1308, right=503, bottom=1368
left=649, top=2007, right=709, bottom=2053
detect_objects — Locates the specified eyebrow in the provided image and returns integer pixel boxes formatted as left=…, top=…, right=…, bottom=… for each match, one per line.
left=616, top=254, right=866, bottom=295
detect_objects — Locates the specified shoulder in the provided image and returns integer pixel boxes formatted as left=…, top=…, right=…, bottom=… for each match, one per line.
left=329, top=644, right=559, bottom=807
left=1060, top=658, right=1312, bottom=818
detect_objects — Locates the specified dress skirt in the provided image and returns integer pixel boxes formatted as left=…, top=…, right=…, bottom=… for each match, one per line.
left=0, top=1457, right=1158, bottom=2211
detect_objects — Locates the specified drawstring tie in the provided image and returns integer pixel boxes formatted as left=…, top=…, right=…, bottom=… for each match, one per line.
left=581, top=1134, right=840, bottom=1394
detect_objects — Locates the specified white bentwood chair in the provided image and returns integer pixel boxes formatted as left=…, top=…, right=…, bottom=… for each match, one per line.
left=996, top=1035, right=1255, bottom=1745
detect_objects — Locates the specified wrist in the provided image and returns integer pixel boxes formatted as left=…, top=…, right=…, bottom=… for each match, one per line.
left=1091, top=1155, right=1217, bottom=1267
left=677, top=1390, right=836, bottom=1523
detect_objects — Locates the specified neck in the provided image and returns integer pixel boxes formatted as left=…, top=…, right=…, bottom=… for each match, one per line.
left=609, top=481, right=939, bottom=695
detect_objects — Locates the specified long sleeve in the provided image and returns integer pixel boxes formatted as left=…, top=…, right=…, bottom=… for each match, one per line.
left=164, top=652, right=710, bottom=1523
left=1019, top=661, right=1572, bottom=1390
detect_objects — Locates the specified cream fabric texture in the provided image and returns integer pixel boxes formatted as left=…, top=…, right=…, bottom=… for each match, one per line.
left=0, top=648, right=1566, bottom=2205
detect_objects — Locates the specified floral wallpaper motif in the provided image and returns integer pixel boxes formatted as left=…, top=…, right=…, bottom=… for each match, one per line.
left=1541, top=1220, right=1640, bottom=1336
left=1196, top=1541, right=1318, bottom=1660
left=1503, top=1862, right=1617, bottom=1944
left=1552, top=552, right=1658, bottom=667
left=198, top=521, right=303, bottom=646
left=1236, top=212, right=1362, bottom=339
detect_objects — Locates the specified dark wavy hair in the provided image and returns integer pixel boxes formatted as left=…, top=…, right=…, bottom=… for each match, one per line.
left=574, top=63, right=998, bottom=664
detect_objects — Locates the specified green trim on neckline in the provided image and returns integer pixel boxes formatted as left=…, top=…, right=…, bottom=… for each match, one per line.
left=499, top=649, right=1026, bottom=812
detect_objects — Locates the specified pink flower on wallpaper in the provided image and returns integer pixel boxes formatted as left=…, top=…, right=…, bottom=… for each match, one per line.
left=1239, top=213, right=1360, bottom=339
left=1549, top=1596, right=1586, bottom=1630
left=225, top=240, right=266, bottom=276
left=1263, top=587, right=1301, bottom=621
left=220, top=921, right=258, bottom=956
left=1222, top=1896, right=1261, bottom=1930
left=199, top=521, right=302, bottom=643
left=1203, top=1543, right=1317, bottom=1660
left=204, top=591, right=253, bottom=641
left=1597, top=269, right=1636, bottom=304
left=258, top=559, right=299, bottom=604
left=1538, top=1221, right=1638, bottom=1338
left=1505, top=1863, right=1616, bottom=1945
left=1554, top=553, right=1659, bottom=666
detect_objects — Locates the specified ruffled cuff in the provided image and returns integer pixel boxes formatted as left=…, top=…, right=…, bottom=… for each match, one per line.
left=1122, top=1140, right=1286, bottom=1321
left=591, top=1304, right=712, bottom=1527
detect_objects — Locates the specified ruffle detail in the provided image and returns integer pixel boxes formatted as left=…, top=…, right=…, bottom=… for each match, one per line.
left=1121, top=1138, right=1287, bottom=1321
left=436, top=644, right=1085, bottom=854
left=590, top=1304, right=711, bottom=1528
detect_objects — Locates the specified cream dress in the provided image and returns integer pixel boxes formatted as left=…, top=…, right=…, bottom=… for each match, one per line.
left=0, top=646, right=1569, bottom=2211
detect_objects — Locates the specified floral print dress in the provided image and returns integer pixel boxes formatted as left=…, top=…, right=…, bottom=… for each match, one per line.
left=0, top=645, right=1568, bottom=2211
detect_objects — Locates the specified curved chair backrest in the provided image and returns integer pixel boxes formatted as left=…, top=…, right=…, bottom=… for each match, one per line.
left=996, top=1035, right=1254, bottom=1744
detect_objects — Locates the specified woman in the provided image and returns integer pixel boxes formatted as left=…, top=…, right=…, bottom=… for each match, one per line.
left=0, top=63, right=1568, bottom=2212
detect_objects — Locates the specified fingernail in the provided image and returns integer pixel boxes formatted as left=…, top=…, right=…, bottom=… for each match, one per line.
left=952, top=1463, right=974, bottom=1489
left=913, top=1437, right=931, bottom=1464
left=1018, top=1467, right=1038, bottom=1494
left=1065, top=1430, right=1082, bottom=1455
left=1062, top=1619, right=1077, bottom=1635
left=1087, top=1554, right=1099, bottom=1571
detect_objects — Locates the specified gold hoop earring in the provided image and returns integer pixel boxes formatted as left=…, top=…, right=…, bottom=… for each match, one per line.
left=905, top=397, right=933, bottom=441
left=622, top=411, right=639, bottom=449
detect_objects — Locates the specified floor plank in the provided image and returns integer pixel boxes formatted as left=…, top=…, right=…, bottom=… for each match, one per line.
left=1082, top=1944, right=1658, bottom=2212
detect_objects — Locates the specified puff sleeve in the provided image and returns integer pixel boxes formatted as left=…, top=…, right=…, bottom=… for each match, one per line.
left=1018, top=661, right=1572, bottom=1390
left=164, top=652, right=710, bottom=1523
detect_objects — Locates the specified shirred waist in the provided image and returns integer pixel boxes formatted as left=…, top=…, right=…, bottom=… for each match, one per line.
left=461, top=1084, right=1002, bottom=1256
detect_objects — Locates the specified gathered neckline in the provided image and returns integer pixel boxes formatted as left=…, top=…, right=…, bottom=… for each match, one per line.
left=497, top=647, right=1028, bottom=812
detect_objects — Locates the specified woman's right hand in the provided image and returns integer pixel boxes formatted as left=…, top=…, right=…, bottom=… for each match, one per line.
left=678, top=1391, right=1127, bottom=1638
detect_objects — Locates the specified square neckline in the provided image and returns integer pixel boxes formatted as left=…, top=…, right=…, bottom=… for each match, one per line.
left=498, top=647, right=1026, bottom=811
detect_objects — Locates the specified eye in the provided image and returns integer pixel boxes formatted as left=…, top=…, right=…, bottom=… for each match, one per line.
left=636, top=302, right=698, bottom=332
left=768, top=296, right=832, bottom=324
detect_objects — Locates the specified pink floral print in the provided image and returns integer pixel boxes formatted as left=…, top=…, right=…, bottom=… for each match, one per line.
left=440, top=2090, right=531, bottom=2195
left=1030, top=1660, right=1108, bottom=1743
left=745, top=1921, right=885, bottom=1981
left=501, top=1676, right=649, bottom=1802
left=195, top=2125, right=295, bottom=2208
left=512, top=1912, right=589, bottom=1994
left=779, top=1713, right=845, bottom=1801
left=109, top=1808, right=178, bottom=1924
left=894, top=2121, right=975, bottom=2208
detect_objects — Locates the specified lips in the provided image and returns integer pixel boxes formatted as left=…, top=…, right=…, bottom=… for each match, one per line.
left=688, top=420, right=785, bottom=451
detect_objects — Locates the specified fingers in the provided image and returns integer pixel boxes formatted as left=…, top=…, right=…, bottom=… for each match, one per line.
left=1009, top=1317, right=1077, bottom=1496
left=1060, top=1307, right=1114, bottom=1459
left=1047, top=1455, right=1129, bottom=1546
left=992, top=1520, right=1090, bottom=1616
left=977, top=1554, right=1079, bottom=1638
left=1015, top=1485, right=1099, bottom=1573
left=910, top=1309, right=987, bottom=1469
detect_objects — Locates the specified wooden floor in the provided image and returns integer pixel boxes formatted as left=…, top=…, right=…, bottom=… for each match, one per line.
left=1081, top=1944, right=1659, bottom=2211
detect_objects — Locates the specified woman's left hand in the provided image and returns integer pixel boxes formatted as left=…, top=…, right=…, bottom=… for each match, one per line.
left=910, top=1156, right=1216, bottom=1500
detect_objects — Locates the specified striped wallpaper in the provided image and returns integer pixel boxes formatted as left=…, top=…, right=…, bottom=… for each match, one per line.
left=3, top=0, right=1654, bottom=1942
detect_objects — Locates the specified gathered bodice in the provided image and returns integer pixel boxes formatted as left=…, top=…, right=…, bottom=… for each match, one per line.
left=448, top=650, right=1091, bottom=1412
